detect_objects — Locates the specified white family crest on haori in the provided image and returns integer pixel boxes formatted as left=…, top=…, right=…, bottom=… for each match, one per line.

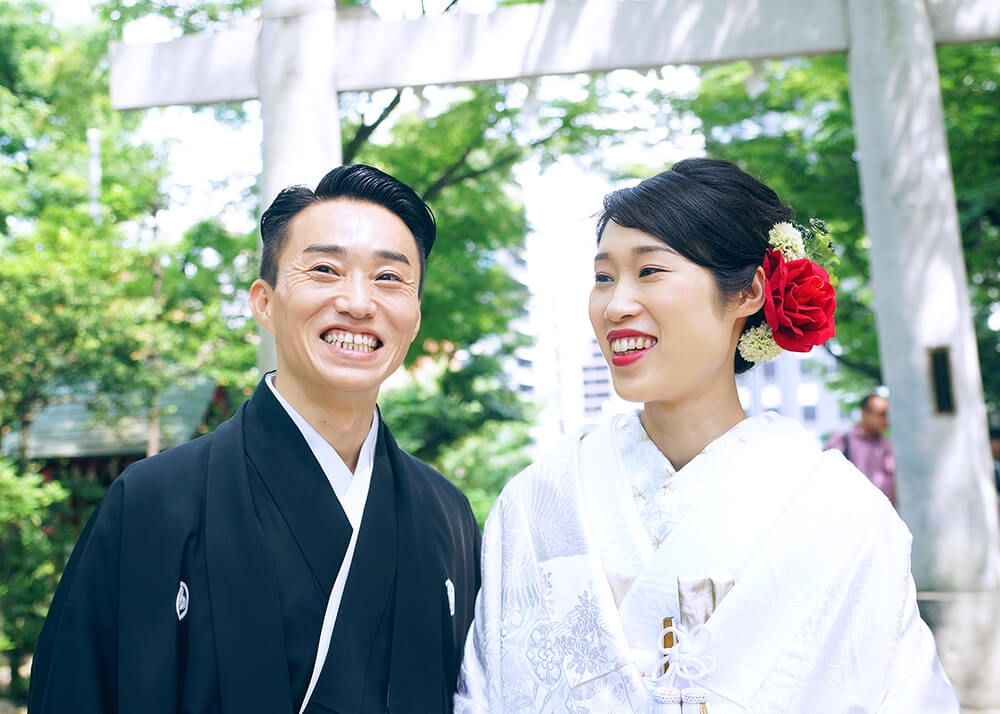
left=176, top=581, right=189, bottom=622
left=455, top=410, right=958, bottom=713
left=446, top=578, right=456, bottom=618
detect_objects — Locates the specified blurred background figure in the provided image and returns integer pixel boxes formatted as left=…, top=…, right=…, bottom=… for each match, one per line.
left=826, top=392, right=895, bottom=506
left=991, top=424, right=1000, bottom=496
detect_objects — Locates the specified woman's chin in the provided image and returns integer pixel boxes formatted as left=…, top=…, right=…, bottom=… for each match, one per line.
left=608, top=379, right=645, bottom=405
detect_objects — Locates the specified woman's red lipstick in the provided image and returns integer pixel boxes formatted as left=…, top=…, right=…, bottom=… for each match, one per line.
left=606, top=329, right=657, bottom=367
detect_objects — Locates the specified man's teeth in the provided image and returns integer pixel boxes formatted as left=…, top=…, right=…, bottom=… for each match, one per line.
left=611, top=336, right=657, bottom=353
left=322, top=331, right=380, bottom=352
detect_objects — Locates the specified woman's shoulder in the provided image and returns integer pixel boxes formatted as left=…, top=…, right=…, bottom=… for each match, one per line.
left=490, top=413, right=623, bottom=515
left=807, top=446, right=909, bottom=543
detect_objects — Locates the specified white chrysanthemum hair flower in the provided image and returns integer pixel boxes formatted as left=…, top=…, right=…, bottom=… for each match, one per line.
left=768, top=222, right=806, bottom=260
left=738, top=324, right=783, bottom=364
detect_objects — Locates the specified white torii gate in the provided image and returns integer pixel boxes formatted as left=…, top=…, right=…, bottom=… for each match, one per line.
left=109, top=0, right=1000, bottom=704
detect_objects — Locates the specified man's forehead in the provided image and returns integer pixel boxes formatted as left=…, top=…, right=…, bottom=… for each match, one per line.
left=288, top=199, right=419, bottom=255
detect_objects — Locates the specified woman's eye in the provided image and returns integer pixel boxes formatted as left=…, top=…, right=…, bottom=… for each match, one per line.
left=594, top=273, right=613, bottom=284
left=639, top=266, right=665, bottom=278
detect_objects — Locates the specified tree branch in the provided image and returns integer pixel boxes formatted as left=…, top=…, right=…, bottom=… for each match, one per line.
left=420, top=145, right=476, bottom=202
left=342, top=89, right=403, bottom=164
left=822, top=343, right=882, bottom=382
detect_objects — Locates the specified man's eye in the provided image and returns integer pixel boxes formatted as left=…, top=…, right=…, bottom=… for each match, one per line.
left=594, top=273, right=613, bottom=284
left=312, top=265, right=335, bottom=275
left=375, top=272, right=402, bottom=282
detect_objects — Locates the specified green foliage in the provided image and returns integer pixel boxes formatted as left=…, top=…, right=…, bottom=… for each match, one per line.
left=380, top=357, right=533, bottom=525
left=0, top=459, right=68, bottom=700
left=672, top=45, right=1000, bottom=407
left=437, top=420, right=533, bottom=525
left=95, top=0, right=260, bottom=39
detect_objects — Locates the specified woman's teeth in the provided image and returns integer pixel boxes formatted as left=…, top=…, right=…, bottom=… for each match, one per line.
left=610, top=336, right=656, bottom=353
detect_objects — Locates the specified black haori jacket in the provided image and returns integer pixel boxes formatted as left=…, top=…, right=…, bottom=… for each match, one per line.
left=29, top=381, right=481, bottom=714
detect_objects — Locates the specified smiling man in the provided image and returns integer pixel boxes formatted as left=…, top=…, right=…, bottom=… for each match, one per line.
left=29, top=165, right=482, bottom=714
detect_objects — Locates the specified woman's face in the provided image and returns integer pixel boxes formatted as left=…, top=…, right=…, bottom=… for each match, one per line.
left=589, top=221, right=752, bottom=406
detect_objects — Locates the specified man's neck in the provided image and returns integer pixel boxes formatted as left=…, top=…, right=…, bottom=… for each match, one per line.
left=271, top=374, right=376, bottom=472
left=857, top=425, right=883, bottom=440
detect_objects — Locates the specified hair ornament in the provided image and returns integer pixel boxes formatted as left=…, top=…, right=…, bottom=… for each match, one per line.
left=737, top=219, right=838, bottom=365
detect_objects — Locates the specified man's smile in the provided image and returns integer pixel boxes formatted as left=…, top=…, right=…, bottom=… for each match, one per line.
left=321, top=328, right=383, bottom=353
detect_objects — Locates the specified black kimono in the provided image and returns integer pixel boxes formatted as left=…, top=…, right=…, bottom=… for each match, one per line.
left=28, top=382, right=481, bottom=714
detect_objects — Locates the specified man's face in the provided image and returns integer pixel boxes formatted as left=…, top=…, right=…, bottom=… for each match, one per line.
left=860, top=395, right=890, bottom=436
left=250, top=199, right=422, bottom=406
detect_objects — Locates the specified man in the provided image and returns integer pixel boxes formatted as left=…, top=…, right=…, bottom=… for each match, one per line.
left=991, top=425, right=1000, bottom=494
left=29, top=165, right=481, bottom=713
left=826, top=392, right=896, bottom=505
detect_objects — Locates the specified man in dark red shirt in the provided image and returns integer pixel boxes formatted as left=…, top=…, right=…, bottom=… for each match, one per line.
left=826, top=392, right=896, bottom=505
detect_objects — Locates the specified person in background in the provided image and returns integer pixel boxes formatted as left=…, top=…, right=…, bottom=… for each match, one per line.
left=990, top=425, right=1000, bottom=495
left=826, top=392, right=896, bottom=506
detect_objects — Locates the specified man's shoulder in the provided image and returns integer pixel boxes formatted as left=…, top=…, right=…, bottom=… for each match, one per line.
left=114, top=424, right=227, bottom=501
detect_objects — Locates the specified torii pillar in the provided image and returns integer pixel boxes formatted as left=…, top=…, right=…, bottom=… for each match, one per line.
left=260, top=0, right=342, bottom=369
left=847, top=0, right=1000, bottom=705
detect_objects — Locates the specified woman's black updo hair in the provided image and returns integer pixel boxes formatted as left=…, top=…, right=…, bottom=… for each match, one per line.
left=596, top=158, right=794, bottom=374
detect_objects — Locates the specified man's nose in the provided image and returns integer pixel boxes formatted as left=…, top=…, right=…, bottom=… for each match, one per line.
left=333, top=275, right=375, bottom=318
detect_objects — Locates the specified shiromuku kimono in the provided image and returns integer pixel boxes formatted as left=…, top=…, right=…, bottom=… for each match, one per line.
left=456, top=411, right=957, bottom=713
left=30, top=379, right=480, bottom=714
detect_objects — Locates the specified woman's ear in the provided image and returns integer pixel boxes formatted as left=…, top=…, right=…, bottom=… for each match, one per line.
left=735, top=265, right=767, bottom=317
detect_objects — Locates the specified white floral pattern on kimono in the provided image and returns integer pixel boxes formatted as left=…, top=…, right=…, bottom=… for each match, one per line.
left=456, top=412, right=958, bottom=713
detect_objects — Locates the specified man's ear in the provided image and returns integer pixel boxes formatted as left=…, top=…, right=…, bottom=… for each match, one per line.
left=735, top=265, right=767, bottom=318
left=249, top=278, right=276, bottom=334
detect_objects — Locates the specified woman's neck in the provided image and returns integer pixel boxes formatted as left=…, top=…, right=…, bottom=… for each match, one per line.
left=640, top=383, right=747, bottom=471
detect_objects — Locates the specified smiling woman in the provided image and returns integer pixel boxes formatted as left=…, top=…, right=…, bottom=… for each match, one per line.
left=456, top=158, right=957, bottom=714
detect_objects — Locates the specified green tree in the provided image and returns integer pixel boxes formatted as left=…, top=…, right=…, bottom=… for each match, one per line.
left=0, top=459, right=67, bottom=701
left=0, top=2, right=172, bottom=696
left=669, top=44, right=1000, bottom=407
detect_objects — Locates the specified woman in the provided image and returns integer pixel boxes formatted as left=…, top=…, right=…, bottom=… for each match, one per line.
left=455, top=159, right=956, bottom=712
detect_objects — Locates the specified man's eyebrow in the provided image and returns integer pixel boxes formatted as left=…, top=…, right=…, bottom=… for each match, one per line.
left=302, top=244, right=411, bottom=266
left=375, top=249, right=411, bottom=265
left=303, top=244, right=346, bottom=256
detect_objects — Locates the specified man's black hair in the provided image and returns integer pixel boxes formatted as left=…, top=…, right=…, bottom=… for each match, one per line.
left=258, top=164, right=436, bottom=292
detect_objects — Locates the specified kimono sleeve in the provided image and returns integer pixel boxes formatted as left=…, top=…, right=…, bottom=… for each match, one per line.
left=28, top=478, right=125, bottom=714
left=877, top=573, right=959, bottom=713
left=454, top=486, right=519, bottom=713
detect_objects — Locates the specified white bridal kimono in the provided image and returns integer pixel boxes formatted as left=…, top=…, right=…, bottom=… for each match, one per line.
left=455, top=412, right=957, bottom=713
